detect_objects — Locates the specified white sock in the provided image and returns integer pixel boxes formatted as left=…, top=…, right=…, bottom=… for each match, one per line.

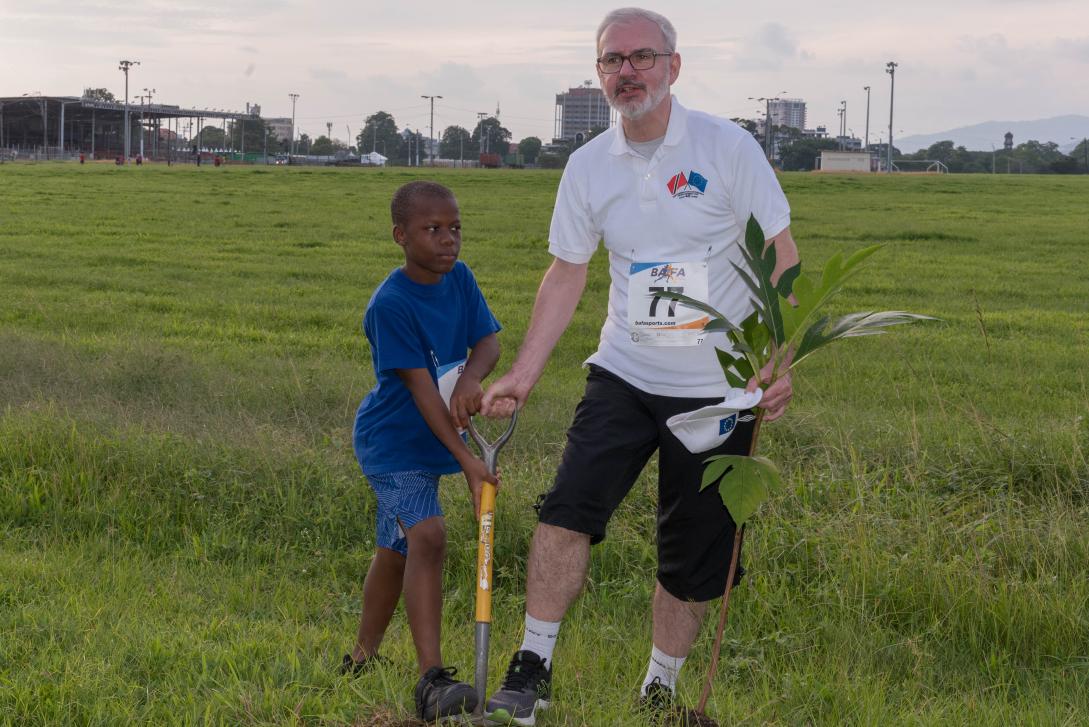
left=641, top=645, right=686, bottom=696
left=519, top=613, right=561, bottom=665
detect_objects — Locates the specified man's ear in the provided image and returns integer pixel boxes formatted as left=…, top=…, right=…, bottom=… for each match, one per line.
left=669, top=51, right=681, bottom=85
left=392, top=224, right=406, bottom=246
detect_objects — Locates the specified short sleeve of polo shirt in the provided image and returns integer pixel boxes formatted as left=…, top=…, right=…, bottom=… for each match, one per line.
left=365, top=297, right=430, bottom=373
left=727, top=132, right=791, bottom=239
left=459, top=264, right=502, bottom=347
left=547, top=159, right=600, bottom=264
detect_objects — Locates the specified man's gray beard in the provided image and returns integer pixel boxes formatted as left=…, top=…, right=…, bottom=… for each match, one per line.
left=608, top=79, right=670, bottom=121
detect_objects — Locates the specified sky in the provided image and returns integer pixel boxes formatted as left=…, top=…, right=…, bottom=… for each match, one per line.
left=3, top=0, right=1088, bottom=148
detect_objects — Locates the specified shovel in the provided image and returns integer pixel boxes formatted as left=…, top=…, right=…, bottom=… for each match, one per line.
left=466, top=410, right=517, bottom=720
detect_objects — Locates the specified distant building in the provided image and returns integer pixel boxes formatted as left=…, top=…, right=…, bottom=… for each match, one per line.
left=767, top=98, right=806, bottom=131
left=835, top=135, right=863, bottom=151
left=266, top=117, right=293, bottom=143
left=803, top=125, right=829, bottom=139
left=1004, top=131, right=1013, bottom=150
left=554, top=82, right=611, bottom=142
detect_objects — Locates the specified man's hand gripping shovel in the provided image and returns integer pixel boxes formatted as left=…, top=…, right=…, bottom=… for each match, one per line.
left=466, top=410, right=517, bottom=723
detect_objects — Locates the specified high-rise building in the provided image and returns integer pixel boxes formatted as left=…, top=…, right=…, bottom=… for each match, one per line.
left=266, top=118, right=293, bottom=144
left=767, top=98, right=806, bottom=131
left=554, top=82, right=611, bottom=142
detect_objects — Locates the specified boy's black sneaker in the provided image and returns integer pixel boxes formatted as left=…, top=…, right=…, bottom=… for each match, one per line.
left=638, top=678, right=718, bottom=727
left=414, top=665, right=477, bottom=721
left=484, top=650, right=552, bottom=726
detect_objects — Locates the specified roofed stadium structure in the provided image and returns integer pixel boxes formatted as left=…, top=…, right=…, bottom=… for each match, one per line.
left=0, top=94, right=259, bottom=161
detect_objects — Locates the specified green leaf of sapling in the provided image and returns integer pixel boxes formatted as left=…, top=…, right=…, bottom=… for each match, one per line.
left=701, top=455, right=783, bottom=527
left=701, top=455, right=734, bottom=490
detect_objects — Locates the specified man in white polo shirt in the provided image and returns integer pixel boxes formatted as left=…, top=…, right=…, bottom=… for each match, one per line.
left=481, top=7, right=799, bottom=725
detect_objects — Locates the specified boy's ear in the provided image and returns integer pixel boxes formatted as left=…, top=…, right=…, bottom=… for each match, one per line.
left=392, top=224, right=406, bottom=246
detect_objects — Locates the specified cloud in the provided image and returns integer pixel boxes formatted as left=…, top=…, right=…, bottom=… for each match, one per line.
left=957, top=33, right=1010, bottom=65
left=1054, top=37, right=1089, bottom=62
left=308, top=67, right=348, bottom=82
left=756, top=23, right=800, bottom=58
left=418, top=64, right=487, bottom=100
left=731, top=22, right=810, bottom=70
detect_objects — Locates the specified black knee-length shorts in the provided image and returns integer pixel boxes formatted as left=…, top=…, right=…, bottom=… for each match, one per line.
left=537, top=365, right=756, bottom=602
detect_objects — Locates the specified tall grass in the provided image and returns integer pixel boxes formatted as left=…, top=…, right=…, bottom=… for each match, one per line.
left=1, top=165, right=1087, bottom=724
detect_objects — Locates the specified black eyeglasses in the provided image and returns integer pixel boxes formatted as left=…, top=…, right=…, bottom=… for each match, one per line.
left=596, top=49, right=672, bottom=74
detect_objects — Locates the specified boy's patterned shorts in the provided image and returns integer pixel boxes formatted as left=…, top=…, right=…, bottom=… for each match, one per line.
left=365, top=470, right=444, bottom=556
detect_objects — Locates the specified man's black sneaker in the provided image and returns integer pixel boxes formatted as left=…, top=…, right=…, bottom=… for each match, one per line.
left=338, top=652, right=388, bottom=677
left=638, top=678, right=718, bottom=727
left=484, top=650, right=552, bottom=726
left=414, top=665, right=477, bottom=721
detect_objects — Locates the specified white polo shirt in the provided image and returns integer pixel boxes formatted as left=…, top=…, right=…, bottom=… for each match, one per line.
left=548, top=96, right=791, bottom=398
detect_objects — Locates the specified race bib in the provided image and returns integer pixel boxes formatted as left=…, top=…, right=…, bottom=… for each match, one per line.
left=627, top=261, right=710, bottom=346
left=436, top=359, right=466, bottom=408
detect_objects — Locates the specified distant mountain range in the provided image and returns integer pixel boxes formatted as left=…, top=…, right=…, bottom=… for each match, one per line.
left=896, top=115, right=1089, bottom=154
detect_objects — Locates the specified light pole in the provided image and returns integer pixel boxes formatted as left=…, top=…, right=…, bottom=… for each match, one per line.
left=863, top=86, right=871, bottom=150
left=288, top=92, right=299, bottom=159
left=477, top=112, right=488, bottom=155
left=421, top=95, right=442, bottom=166
left=886, top=61, right=898, bottom=174
left=748, top=92, right=787, bottom=162
left=837, top=101, right=847, bottom=148
left=119, top=59, right=140, bottom=161
left=141, top=88, right=155, bottom=158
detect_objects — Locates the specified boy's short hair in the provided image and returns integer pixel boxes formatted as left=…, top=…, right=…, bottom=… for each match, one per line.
left=390, top=181, right=457, bottom=228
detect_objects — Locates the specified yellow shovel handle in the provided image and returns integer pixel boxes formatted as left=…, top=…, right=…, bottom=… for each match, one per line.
left=474, top=482, right=498, bottom=623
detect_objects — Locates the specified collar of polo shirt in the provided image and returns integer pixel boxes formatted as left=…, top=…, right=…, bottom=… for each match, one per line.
left=609, top=95, right=689, bottom=157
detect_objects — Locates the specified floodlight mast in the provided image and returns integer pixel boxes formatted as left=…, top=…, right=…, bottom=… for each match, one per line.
left=886, top=61, right=898, bottom=173
left=288, top=92, right=299, bottom=159
left=421, top=95, right=442, bottom=166
left=139, top=87, right=155, bottom=158
left=838, top=100, right=847, bottom=148
left=863, top=86, right=871, bottom=150
left=119, top=59, right=140, bottom=161
left=477, top=112, right=488, bottom=154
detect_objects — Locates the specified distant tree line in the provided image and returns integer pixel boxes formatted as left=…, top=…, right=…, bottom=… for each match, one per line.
left=897, top=139, right=1089, bottom=174
left=722, top=118, right=1089, bottom=175
left=355, top=111, right=522, bottom=166
left=769, top=127, right=1089, bottom=175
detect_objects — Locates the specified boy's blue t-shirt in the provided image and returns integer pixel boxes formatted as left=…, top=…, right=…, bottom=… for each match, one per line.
left=354, top=261, right=500, bottom=476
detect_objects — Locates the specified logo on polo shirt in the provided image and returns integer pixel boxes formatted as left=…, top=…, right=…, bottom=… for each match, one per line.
left=666, top=170, right=708, bottom=198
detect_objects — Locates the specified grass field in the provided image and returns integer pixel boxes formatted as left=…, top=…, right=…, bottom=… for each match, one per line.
left=1, top=164, right=1087, bottom=726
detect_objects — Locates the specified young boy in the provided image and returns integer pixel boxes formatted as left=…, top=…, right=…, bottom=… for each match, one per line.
left=345, top=180, right=501, bottom=721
